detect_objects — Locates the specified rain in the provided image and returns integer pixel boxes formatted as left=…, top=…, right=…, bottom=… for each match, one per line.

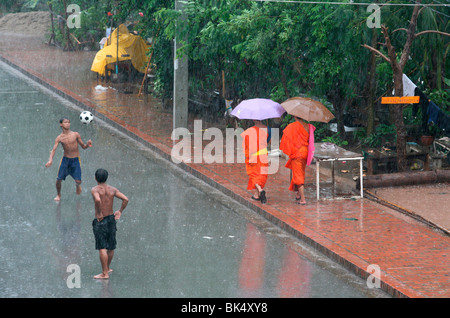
left=0, top=64, right=389, bottom=298
left=1, top=3, right=448, bottom=301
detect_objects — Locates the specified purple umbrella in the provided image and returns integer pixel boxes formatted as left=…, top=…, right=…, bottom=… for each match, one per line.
left=230, top=98, right=285, bottom=120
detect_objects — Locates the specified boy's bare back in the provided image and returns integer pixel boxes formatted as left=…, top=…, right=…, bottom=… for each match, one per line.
left=91, top=184, right=128, bottom=221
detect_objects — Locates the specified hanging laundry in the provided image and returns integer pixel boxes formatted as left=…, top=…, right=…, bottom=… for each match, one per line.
left=413, top=87, right=425, bottom=116
left=403, top=74, right=417, bottom=97
left=414, top=87, right=449, bottom=136
left=427, top=101, right=440, bottom=124
left=414, top=87, right=429, bottom=134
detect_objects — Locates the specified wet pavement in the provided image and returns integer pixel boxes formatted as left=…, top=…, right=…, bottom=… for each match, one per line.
left=0, top=32, right=449, bottom=298
left=0, top=62, right=385, bottom=298
left=367, top=184, right=450, bottom=232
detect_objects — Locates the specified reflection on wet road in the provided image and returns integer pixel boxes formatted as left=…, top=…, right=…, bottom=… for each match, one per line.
left=0, top=62, right=388, bottom=298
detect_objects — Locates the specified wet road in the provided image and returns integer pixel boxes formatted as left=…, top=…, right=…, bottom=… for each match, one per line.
left=0, top=63, right=388, bottom=298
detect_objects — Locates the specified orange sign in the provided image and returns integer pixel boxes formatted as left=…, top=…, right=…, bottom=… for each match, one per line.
left=381, top=96, right=420, bottom=104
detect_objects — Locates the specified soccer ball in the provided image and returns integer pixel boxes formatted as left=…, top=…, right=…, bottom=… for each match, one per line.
left=80, top=111, right=94, bottom=124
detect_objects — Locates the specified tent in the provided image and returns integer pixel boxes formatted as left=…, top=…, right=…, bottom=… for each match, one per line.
left=91, top=24, right=149, bottom=77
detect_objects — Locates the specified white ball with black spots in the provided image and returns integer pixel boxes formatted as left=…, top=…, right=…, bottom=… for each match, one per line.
left=80, top=111, right=94, bottom=124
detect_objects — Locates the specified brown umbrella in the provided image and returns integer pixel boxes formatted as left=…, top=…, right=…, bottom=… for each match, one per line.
left=281, top=97, right=335, bottom=123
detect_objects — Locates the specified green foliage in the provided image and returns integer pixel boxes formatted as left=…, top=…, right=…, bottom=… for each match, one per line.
left=321, top=133, right=349, bottom=147
left=22, top=0, right=41, bottom=10
left=280, top=114, right=294, bottom=130
left=361, top=124, right=397, bottom=148
left=7, top=0, right=445, bottom=144
left=425, top=89, right=450, bottom=113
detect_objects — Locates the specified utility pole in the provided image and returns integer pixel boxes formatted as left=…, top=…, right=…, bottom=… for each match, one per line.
left=173, top=0, right=189, bottom=130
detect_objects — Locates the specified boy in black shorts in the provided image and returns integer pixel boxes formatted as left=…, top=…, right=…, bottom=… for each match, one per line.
left=91, top=169, right=128, bottom=279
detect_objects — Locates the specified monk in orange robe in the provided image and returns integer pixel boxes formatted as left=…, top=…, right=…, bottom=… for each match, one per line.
left=241, top=120, right=269, bottom=204
left=280, top=117, right=315, bottom=204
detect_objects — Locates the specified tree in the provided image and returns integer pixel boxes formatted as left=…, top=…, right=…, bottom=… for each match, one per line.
left=363, top=1, right=450, bottom=171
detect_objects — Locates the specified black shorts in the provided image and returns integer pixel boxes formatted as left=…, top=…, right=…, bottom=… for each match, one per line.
left=92, top=214, right=117, bottom=250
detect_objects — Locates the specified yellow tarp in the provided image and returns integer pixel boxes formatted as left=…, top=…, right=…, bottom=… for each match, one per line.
left=91, top=24, right=149, bottom=76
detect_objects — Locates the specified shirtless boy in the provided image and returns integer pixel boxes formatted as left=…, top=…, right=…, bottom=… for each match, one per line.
left=45, top=117, right=92, bottom=201
left=91, top=169, right=128, bottom=279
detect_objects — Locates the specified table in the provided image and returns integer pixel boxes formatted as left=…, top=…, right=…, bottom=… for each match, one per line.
left=365, top=148, right=429, bottom=175
left=313, top=143, right=364, bottom=200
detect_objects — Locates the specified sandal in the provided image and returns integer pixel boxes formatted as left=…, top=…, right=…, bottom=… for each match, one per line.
left=251, top=196, right=260, bottom=201
left=295, top=196, right=306, bottom=205
left=260, top=190, right=267, bottom=204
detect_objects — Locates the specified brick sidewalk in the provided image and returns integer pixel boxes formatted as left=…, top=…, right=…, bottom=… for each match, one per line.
left=1, top=34, right=448, bottom=297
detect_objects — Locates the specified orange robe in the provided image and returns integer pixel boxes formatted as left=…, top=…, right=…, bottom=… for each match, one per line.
left=280, top=121, right=310, bottom=191
left=241, top=126, right=269, bottom=190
